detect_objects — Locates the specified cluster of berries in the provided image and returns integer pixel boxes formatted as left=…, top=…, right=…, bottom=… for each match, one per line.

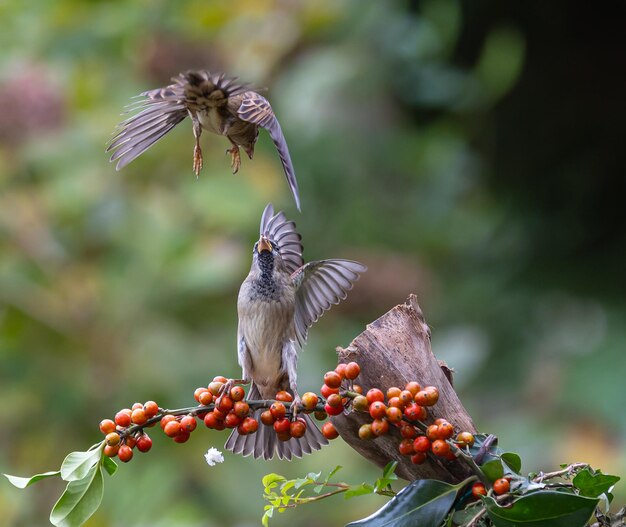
left=472, top=477, right=510, bottom=498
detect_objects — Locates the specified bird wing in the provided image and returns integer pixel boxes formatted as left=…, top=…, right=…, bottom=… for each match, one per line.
left=237, top=91, right=301, bottom=211
left=259, top=203, right=303, bottom=275
left=291, top=259, right=367, bottom=348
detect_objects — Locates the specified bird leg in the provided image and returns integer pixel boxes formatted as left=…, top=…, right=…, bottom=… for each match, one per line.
left=282, top=340, right=301, bottom=418
left=216, top=378, right=249, bottom=406
left=226, top=139, right=241, bottom=174
left=290, top=390, right=302, bottom=418
left=190, top=112, right=203, bottom=177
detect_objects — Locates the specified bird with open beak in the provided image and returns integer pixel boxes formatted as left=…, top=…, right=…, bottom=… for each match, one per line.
left=225, top=204, right=367, bottom=460
left=107, top=71, right=301, bottom=210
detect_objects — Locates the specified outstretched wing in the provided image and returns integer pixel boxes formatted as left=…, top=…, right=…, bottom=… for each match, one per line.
left=107, top=83, right=188, bottom=170
left=238, top=92, right=301, bottom=211
left=292, top=259, right=366, bottom=348
left=259, top=203, right=303, bottom=274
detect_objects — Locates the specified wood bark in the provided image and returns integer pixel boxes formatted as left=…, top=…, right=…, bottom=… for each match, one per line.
left=331, top=294, right=477, bottom=483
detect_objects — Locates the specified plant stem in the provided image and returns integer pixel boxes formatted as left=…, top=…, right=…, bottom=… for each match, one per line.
left=533, top=462, right=588, bottom=483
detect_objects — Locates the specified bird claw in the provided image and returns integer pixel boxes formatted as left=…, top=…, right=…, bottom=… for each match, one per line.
left=193, top=143, right=203, bottom=177
left=290, top=394, right=302, bottom=419
left=226, top=145, right=241, bottom=174
left=216, top=378, right=248, bottom=406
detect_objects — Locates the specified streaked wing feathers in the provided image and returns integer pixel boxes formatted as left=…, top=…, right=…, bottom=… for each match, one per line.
left=259, top=203, right=303, bottom=274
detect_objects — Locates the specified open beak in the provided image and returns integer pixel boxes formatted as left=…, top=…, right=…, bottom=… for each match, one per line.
left=257, top=235, right=273, bottom=253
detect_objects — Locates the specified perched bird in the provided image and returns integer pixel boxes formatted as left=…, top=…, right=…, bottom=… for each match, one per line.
left=225, top=204, right=366, bottom=460
left=107, top=71, right=301, bottom=210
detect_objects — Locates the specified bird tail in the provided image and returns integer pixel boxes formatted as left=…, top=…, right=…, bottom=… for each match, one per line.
left=224, top=383, right=328, bottom=460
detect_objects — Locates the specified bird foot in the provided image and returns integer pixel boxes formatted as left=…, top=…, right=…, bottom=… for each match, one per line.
left=216, top=378, right=248, bottom=406
left=226, top=145, right=241, bottom=174
left=290, top=393, right=302, bottom=418
left=193, top=142, right=203, bottom=177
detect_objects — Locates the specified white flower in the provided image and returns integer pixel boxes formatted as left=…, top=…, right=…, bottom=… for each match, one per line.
left=204, top=447, right=224, bottom=467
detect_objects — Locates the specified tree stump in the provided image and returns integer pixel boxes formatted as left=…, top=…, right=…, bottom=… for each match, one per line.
left=331, top=294, right=477, bottom=483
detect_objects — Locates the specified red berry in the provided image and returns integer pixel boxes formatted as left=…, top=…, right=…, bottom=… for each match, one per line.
left=352, top=384, right=363, bottom=394
left=105, top=432, right=121, bottom=446
left=415, top=387, right=439, bottom=406
left=324, top=371, right=342, bottom=389
left=124, top=435, right=137, bottom=449
left=216, top=396, right=233, bottom=414
left=144, top=401, right=159, bottom=418
left=194, top=387, right=208, bottom=403
left=99, top=419, right=116, bottom=435
left=173, top=430, right=190, bottom=443
left=224, top=413, right=242, bottom=428
left=399, top=438, right=415, bottom=455
left=213, top=375, right=228, bottom=383
left=314, top=410, right=328, bottom=421
left=290, top=419, right=307, bottom=438
left=275, top=390, right=294, bottom=403
left=326, top=393, right=343, bottom=408
left=118, top=445, right=133, bottom=462
left=203, top=412, right=223, bottom=430
left=493, top=478, right=510, bottom=495
left=344, top=362, right=361, bottom=380
left=164, top=420, right=182, bottom=437
left=160, top=414, right=176, bottom=429
left=131, top=402, right=143, bottom=411
left=104, top=444, right=119, bottom=457
left=276, top=431, right=291, bottom=442
left=386, top=406, right=403, bottom=423
left=180, top=415, right=197, bottom=432
left=413, top=436, right=431, bottom=453
left=426, top=424, right=442, bottom=441
left=230, top=386, right=246, bottom=402
left=324, top=403, right=343, bottom=416
left=411, top=452, right=427, bottom=464
left=358, top=423, right=374, bottom=439
left=233, top=401, right=250, bottom=418
left=321, top=422, right=339, bottom=440
left=199, top=391, right=213, bottom=406
left=241, top=417, right=258, bottom=434
left=136, top=434, right=152, bottom=452
left=400, top=425, right=418, bottom=439
left=270, top=402, right=286, bottom=419
left=404, top=403, right=425, bottom=421
left=405, top=381, right=421, bottom=396
left=115, top=410, right=132, bottom=427
left=131, top=408, right=147, bottom=425
left=260, top=410, right=275, bottom=426
left=438, top=422, right=454, bottom=440
left=366, top=388, right=385, bottom=404
left=399, top=390, right=414, bottom=405
left=431, top=439, right=450, bottom=457
left=335, top=363, right=348, bottom=378
left=320, top=384, right=339, bottom=398
left=472, top=482, right=487, bottom=499
left=301, top=392, right=319, bottom=411
left=273, top=418, right=291, bottom=434
left=371, top=418, right=389, bottom=436
left=369, top=401, right=387, bottom=419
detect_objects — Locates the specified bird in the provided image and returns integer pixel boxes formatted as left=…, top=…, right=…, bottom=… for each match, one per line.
left=225, top=204, right=367, bottom=460
left=107, top=71, right=302, bottom=210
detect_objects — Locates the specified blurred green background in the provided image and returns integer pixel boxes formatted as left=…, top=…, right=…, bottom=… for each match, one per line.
left=1, top=0, right=624, bottom=525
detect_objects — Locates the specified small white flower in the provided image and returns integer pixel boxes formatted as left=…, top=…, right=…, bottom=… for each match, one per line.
left=204, top=447, right=224, bottom=467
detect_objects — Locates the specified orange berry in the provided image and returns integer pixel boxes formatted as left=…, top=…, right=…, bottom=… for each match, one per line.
left=136, top=434, right=152, bottom=452
left=160, top=414, right=176, bottom=429
left=224, top=412, right=242, bottom=428
left=405, top=381, right=421, bottom=396
left=456, top=432, right=475, bottom=447
left=233, top=401, right=250, bottom=418
left=335, top=363, right=348, bottom=378
left=164, top=420, right=181, bottom=437
left=399, top=390, right=414, bottom=405
left=472, top=482, right=487, bottom=499
left=369, top=401, right=387, bottom=419
left=203, top=412, right=223, bottom=429
left=366, top=388, right=385, bottom=404
left=131, top=402, right=143, bottom=411
left=426, top=424, right=442, bottom=441
left=352, top=384, right=363, bottom=394
left=413, top=436, right=431, bottom=453
left=194, top=387, right=208, bottom=402
left=404, top=403, right=426, bottom=421
left=131, top=408, right=147, bottom=425
left=301, top=392, right=319, bottom=411
left=275, top=390, right=294, bottom=403
left=358, top=423, right=374, bottom=439
left=290, top=419, right=307, bottom=438
left=173, top=430, right=190, bottom=443
left=388, top=397, right=403, bottom=409
left=344, top=362, right=361, bottom=380
left=260, top=410, right=275, bottom=426
left=438, top=422, right=454, bottom=440
left=371, top=418, right=389, bottom=436
left=105, top=432, right=121, bottom=446
left=386, top=406, right=403, bottom=423
left=325, top=403, right=343, bottom=416
left=400, top=424, right=418, bottom=439
left=493, top=478, right=510, bottom=495
left=199, top=391, right=213, bottom=406
left=124, top=435, right=137, bottom=449
left=273, top=418, right=291, bottom=434
left=118, top=445, right=133, bottom=462
left=115, top=410, right=132, bottom=428
left=324, top=371, right=342, bottom=389
left=104, top=444, right=119, bottom=457
left=386, top=387, right=402, bottom=400
left=216, top=396, right=233, bottom=414
left=99, top=419, right=116, bottom=435
left=213, top=375, right=228, bottom=383
left=411, top=452, right=427, bottom=464
left=144, top=401, right=159, bottom=418
left=398, top=438, right=415, bottom=455
left=230, top=386, right=246, bottom=402
left=431, top=439, right=450, bottom=457
left=321, top=384, right=340, bottom=398
left=180, top=415, right=197, bottom=432
left=327, top=393, right=343, bottom=408
left=241, top=417, right=258, bottom=434
left=321, top=422, right=339, bottom=440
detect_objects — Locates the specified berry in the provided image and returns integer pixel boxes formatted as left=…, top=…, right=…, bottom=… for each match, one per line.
left=320, top=384, right=340, bottom=398
left=273, top=418, right=291, bottom=434
left=301, top=392, right=319, bottom=411
left=471, top=482, right=487, bottom=499
left=493, top=478, right=510, bottom=495
left=276, top=431, right=291, bottom=442
left=400, top=425, right=418, bottom=439
left=173, top=430, right=190, bottom=443
left=208, top=381, right=224, bottom=396
left=388, top=397, right=403, bottom=409
left=399, top=439, right=415, bottom=455
left=241, top=417, right=258, bottom=434
left=324, top=403, right=343, bottom=416
left=405, top=381, right=421, bottom=396
left=369, top=401, right=387, bottom=419
left=269, top=402, right=286, bottom=419
left=413, top=436, right=432, bottom=453
left=324, top=371, right=342, bottom=389
left=431, top=439, right=450, bottom=457
left=204, top=412, right=224, bottom=430
left=314, top=410, right=327, bottom=420
left=160, top=414, right=176, bottom=429
left=386, top=406, right=403, bottom=423
left=290, top=419, right=307, bottom=438
left=260, top=410, right=275, bottom=426
left=213, top=375, right=228, bottom=383
left=404, top=403, right=426, bottom=421
left=224, top=413, right=242, bottom=428
left=181, top=415, right=197, bottom=432
left=233, top=401, right=250, bottom=418
left=99, top=419, right=116, bottom=435
left=371, top=418, right=389, bottom=436
left=321, top=422, right=339, bottom=440
left=131, top=402, right=143, bottom=411
left=352, top=385, right=363, bottom=394
left=415, top=387, right=439, bottom=406
left=438, top=422, right=454, bottom=440
left=399, top=390, right=414, bottom=405
left=344, top=362, right=360, bottom=380
left=326, top=393, right=343, bottom=408
left=456, top=432, right=475, bottom=447
left=136, top=434, right=152, bottom=453
left=194, top=387, right=208, bottom=403
left=104, top=444, right=119, bottom=457
left=115, top=410, right=132, bottom=428
left=352, top=395, right=369, bottom=412
left=216, top=396, right=233, bottom=414
left=358, top=423, right=374, bottom=440
left=334, top=363, right=347, bottom=378
left=125, top=435, right=137, bottom=449
left=230, top=386, right=245, bottom=402
left=144, top=401, right=159, bottom=418
left=275, top=390, right=293, bottom=403
left=366, top=388, right=385, bottom=404
left=386, top=387, right=402, bottom=400
left=118, top=445, right=133, bottom=462
left=199, top=391, right=213, bottom=406
left=426, top=424, right=442, bottom=441
left=131, top=408, right=148, bottom=425
left=105, top=432, right=121, bottom=446
left=411, top=452, right=427, bottom=465
left=164, top=420, right=182, bottom=437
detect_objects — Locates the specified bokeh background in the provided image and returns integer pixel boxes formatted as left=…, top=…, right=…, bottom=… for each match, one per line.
left=1, top=0, right=624, bottom=525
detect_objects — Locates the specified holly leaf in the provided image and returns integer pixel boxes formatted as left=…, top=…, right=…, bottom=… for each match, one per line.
left=484, top=490, right=599, bottom=527
left=346, top=478, right=469, bottom=527
left=573, top=469, right=620, bottom=499
left=3, top=470, right=61, bottom=488
left=501, top=452, right=522, bottom=474
left=50, top=465, right=104, bottom=527
left=60, top=445, right=104, bottom=482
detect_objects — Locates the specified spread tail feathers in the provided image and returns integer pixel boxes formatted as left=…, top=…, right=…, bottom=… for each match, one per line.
left=224, top=383, right=328, bottom=460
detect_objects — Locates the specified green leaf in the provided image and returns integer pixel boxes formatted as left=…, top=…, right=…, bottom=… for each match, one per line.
left=382, top=462, right=398, bottom=481
left=484, top=491, right=599, bottom=527
left=263, top=473, right=286, bottom=493
left=101, top=456, right=117, bottom=477
left=481, top=459, right=504, bottom=482
left=3, top=470, right=61, bottom=488
left=280, top=480, right=296, bottom=496
left=313, top=484, right=324, bottom=494
left=60, top=446, right=103, bottom=482
left=346, top=478, right=469, bottom=527
left=325, top=466, right=342, bottom=483
left=345, top=483, right=374, bottom=499
left=501, top=452, right=522, bottom=474
left=294, top=477, right=313, bottom=490
left=573, top=469, right=620, bottom=498
left=262, top=505, right=274, bottom=527
left=50, top=465, right=104, bottom=527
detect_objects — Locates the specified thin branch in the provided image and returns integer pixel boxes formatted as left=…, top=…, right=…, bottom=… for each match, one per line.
left=533, top=463, right=589, bottom=483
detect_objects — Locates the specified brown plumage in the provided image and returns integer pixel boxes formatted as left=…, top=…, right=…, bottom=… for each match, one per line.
left=225, top=204, right=366, bottom=460
left=107, top=71, right=301, bottom=210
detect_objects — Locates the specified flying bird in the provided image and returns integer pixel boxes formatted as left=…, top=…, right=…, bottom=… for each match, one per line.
left=107, top=71, right=302, bottom=210
left=226, top=204, right=366, bottom=460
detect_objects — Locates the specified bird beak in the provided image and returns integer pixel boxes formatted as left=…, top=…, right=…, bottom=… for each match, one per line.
left=258, top=235, right=273, bottom=253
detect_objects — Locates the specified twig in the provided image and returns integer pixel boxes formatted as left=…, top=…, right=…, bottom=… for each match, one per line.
left=533, top=462, right=588, bottom=483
